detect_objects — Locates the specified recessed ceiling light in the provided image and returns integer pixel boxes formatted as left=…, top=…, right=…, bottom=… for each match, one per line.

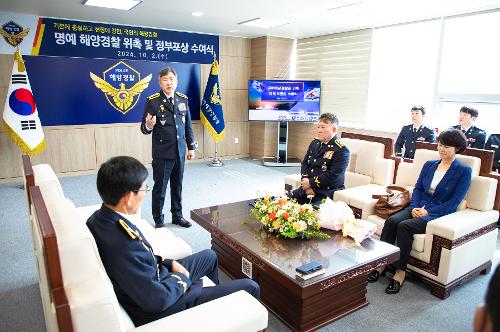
left=82, top=0, right=142, bottom=11
left=192, top=12, right=204, bottom=17
left=238, top=17, right=289, bottom=29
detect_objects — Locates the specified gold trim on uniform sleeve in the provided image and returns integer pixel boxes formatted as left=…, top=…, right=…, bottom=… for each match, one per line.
left=314, top=176, right=320, bottom=186
left=335, top=139, right=344, bottom=148
left=118, top=219, right=142, bottom=240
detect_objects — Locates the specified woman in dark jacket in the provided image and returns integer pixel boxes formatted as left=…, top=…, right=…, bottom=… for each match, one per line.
left=368, top=129, right=472, bottom=294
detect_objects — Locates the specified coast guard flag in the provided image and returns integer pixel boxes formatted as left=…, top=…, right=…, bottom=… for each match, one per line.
left=200, top=57, right=225, bottom=142
left=2, top=49, right=45, bottom=155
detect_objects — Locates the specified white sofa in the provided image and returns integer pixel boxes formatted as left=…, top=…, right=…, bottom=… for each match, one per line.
left=364, top=149, right=499, bottom=298
left=24, top=159, right=268, bottom=332
left=285, top=137, right=395, bottom=218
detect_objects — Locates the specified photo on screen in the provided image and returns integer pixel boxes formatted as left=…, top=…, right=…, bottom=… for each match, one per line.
left=248, top=80, right=321, bottom=122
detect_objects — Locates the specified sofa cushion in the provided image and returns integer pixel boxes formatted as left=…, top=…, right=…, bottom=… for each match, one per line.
left=344, top=171, right=373, bottom=189
left=284, top=174, right=301, bottom=190
left=466, top=176, right=498, bottom=211
left=334, top=184, right=387, bottom=219
left=33, top=164, right=65, bottom=197
left=342, top=138, right=385, bottom=177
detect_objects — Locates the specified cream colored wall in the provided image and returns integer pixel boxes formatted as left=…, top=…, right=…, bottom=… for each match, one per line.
left=0, top=36, right=251, bottom=180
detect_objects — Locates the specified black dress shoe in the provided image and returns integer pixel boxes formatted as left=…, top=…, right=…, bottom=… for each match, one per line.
left=385, top=279, right=403, bottom=294
left=154, top=223, right=166, bottom=229
left=172, top=217, right=192, bottom=228
left=367, top=270, right=380, bottom=283
left=382, top=265, right=396, bottom=277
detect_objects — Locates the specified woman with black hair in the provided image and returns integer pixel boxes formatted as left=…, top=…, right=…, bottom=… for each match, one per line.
left=368, top=129, right=472, bottom=294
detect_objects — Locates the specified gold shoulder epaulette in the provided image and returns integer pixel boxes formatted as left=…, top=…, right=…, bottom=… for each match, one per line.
left=175, top=91, right=188, bottom=99
left=335, top=139, right=344, bottom=148
left=147, top=92, right=160, bottom=100
left=118, top=219, right=142, bottom=240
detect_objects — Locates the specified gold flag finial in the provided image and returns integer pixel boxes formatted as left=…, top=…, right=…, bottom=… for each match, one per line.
left=14, top=47, right=26, bottom=72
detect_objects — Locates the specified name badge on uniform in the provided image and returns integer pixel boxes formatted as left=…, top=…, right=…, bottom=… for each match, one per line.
left=492, top=144, right=499, bottom=148
left=417, top=137, right=425, bottom=141
left=322, top=163, right=327, bottom=172
left=469, top=138, right=476, bottom=142
left=323, top=151, right=334, bottom=159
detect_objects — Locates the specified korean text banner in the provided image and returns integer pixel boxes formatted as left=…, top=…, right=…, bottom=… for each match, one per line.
left=32, top=17, right=218, bottom=64
left=25, top=56, right=201, bottom=125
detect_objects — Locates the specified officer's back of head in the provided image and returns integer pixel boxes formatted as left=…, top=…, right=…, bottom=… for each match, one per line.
left=97, top=156, right=148, bottom=207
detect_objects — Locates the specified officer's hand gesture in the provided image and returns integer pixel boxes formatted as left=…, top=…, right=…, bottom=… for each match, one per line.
left=172, top=260, right=190, bottom=278
left=146, top=113, right=156, bottom=129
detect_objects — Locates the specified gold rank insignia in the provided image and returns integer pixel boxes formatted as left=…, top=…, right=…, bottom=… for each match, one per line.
left=118, top=219, right=142, bottom=240
left=148, top=92, right=160, bottom=100
left=175, top=91, right=188, bottom=99
left=324, top=151, right=334, bottom=159
left=335, top=139, right=344, bottom=148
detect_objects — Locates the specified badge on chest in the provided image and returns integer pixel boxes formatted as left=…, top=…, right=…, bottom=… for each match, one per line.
left=323, top=151, right=334, bottom=159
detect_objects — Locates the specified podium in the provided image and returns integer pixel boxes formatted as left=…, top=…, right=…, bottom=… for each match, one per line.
left=262, top=122, right=301, bottom=167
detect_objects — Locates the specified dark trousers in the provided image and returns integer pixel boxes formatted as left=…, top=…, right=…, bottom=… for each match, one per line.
left=152, top=158, right=184, bottom=224
left=380, top=209, right=427, bottom=269
left=179, top=249, right=260, bottom=307
left=137, top=249, right=260, bottom=326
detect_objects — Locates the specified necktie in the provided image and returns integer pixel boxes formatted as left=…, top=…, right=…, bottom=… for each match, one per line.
left=168, top=97, right=173, bottom=105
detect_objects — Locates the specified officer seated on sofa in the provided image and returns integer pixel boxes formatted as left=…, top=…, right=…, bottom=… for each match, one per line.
left=289, top=113, right=350, bottom=206
left=87, top=156, right=259, bottom=326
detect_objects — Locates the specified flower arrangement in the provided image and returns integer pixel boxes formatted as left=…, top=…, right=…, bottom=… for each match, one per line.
left=250, top=194, right=330, bottom=239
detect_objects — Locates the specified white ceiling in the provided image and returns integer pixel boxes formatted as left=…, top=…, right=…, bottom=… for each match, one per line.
left=1, top=0, right=499, bottom=39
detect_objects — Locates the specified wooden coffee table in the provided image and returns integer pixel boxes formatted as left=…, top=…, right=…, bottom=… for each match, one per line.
left=191, top=201, right=399, bottom=331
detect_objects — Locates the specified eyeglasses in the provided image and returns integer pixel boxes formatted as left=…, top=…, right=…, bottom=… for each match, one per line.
left=133, top=184, right=150, bottom=193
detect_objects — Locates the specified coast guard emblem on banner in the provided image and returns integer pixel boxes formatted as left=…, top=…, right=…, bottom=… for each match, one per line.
left=1, top=21, right=30, bottom=47
left=90, top=61, right=151, bottom=114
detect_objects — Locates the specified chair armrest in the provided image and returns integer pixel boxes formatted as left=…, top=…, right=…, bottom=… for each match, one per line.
left=426, top=209, right=499, bottom=241
left=132, top=290, right=268, bottom=332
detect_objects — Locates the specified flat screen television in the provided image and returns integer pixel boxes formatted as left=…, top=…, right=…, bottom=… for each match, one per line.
left=248, top=79, right=321, bottom=122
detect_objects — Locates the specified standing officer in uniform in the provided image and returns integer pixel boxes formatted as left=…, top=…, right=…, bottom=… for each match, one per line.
left=485, top=134, right=500, bottom=172
left=141, top=67, right=195, bottom=228
left=395, top=105, right=436, bottom=159
left=452, top=106, right=486, bottom=149
left=87, top=156, right=260, bottom=327
left=290, top=113, right=350, bottom=206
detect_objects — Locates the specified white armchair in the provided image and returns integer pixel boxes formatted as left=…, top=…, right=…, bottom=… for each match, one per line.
left=284, top=135, right=395, bottom=219
left=24, top=157, right=268, bottom=332
left=366, top=149, right=498, bottom=298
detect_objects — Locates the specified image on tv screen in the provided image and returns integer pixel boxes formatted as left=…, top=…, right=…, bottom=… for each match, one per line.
left=248, top=80, right=321, bottom=122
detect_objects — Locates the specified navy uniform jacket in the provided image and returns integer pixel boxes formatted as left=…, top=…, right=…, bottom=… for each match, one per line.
left=451, top=125, right=486, bottom=149
left=395, top=124, right=436, bottom=159
left=485, top=134, right=500, bottom=171
left=408, top=159, right=471, bottom=222
left=87, top=205, right=202, bottom=326
left=141, top=90, right=195, bottom=160
left=300, top=135, right=350, bottom=198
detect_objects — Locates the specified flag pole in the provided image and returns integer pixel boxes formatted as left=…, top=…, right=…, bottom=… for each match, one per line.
left=210, top=141, right=223, bottom=167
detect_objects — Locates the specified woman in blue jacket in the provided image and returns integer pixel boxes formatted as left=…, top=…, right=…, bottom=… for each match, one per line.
left=368, top=129, right=472, bottom=294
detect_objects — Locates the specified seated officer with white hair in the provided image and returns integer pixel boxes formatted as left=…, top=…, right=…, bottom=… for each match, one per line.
left=289, top=113, right=350, bottom=206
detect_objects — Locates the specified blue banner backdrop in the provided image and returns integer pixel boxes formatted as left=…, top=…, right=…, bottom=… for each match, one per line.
left=34, top=17, right=218, bottom=64
left=25, top=55, right=200, bottom=125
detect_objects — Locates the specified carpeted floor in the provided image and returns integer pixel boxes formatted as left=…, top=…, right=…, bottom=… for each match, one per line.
left=0, top=157, right=498, bottom=331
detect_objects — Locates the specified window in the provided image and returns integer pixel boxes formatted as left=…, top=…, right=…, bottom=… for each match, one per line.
left=366, top=20, right=441, bottom=132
